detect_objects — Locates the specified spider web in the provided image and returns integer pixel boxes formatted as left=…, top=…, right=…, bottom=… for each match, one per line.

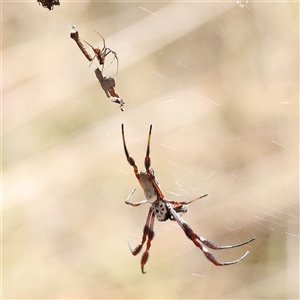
left=2, top=1, right=299, bottom=299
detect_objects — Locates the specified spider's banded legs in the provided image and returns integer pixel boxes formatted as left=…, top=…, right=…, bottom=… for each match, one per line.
left=199, top=245, right=250, bottom=266
left=121, top=124, right=142, bottom=184
left=198, top=235, right=256, bottom=250
left=185, top=194, right=208, bottom=205
left=121, top=123, right=153, bottom=184
left=127, top=208, right=155, bottom=274
left=165, top=194, right=208, bottom=216
left=144, top=124, right=152, bottom=171
left=125, top=188, right=147, bottom=206
left=144, top=125, right=165, bottom=199
left=165, top=194, right=208, bottom=206
left=141, top=210, right=155, bottom=274
left=127, top=208, right=153, bottom=255
left=168, top=204, right=255, bottom=266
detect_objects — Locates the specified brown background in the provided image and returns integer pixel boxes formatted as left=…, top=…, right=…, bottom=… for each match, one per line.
left=2, top=1, right=299, bottom=299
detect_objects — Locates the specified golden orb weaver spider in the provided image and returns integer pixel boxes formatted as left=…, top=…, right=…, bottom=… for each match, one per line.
left=121, top=124, right=255, bottom=274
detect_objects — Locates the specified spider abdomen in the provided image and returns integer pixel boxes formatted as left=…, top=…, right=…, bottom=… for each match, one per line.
left=151, top=200, right=170, bottom=221
left=140, top=171, right=159, bottom=203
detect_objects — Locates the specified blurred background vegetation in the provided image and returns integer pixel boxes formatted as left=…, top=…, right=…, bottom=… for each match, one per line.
left=2, top=1, right=299, bottom=299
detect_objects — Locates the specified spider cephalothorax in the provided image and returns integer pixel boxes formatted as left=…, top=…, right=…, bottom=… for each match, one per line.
left=122, top=124, right=255, bottom=274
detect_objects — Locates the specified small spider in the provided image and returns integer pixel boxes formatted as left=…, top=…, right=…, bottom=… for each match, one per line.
left=80, top=30, right=119, bottom=75
left=121, top=124, right=255, bottom=274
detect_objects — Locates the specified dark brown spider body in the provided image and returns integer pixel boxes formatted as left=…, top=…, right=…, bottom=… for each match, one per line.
left=37, top=0, right=60, bottom=10
left=93, top=48, right=105, bottom=65
left=122, top=124, right=255, bottom=274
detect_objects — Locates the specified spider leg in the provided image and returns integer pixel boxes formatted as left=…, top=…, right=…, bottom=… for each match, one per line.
left=127, top=208, right=155, bottom=274
left=113, top=51, right=119, bottom=75
left=185, top=194, right=208, bottom=205
left=201, top=248, right=251, bottom=266
left=144, top=124, right=152, bottom=170
left=102, top=48, right=119, bottom=75
left=168, top=203, right=255, bottom=266
left=125, top=188, right=147, bottom=206
left=165, top=194, right=208, bottom=206
left=94, top=30, right=106, bottom=49
left=102, top=48, right=114, bottom=58
left=80, top=37, right=95, bottom=50
left=127, top=208, right=152, bottom=255
left=89, top=55, right=97, bottom=67
left=165, top=195, right=208, bottom=218
left=121, top=124, right=141, bottom=183
left=80, top=37, right=105, bottom=65
left=144, top=125, right=165, bottom=199
left=197, top=235, right=256, bottom=250
left=79, top=37, right=98, bottom=66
